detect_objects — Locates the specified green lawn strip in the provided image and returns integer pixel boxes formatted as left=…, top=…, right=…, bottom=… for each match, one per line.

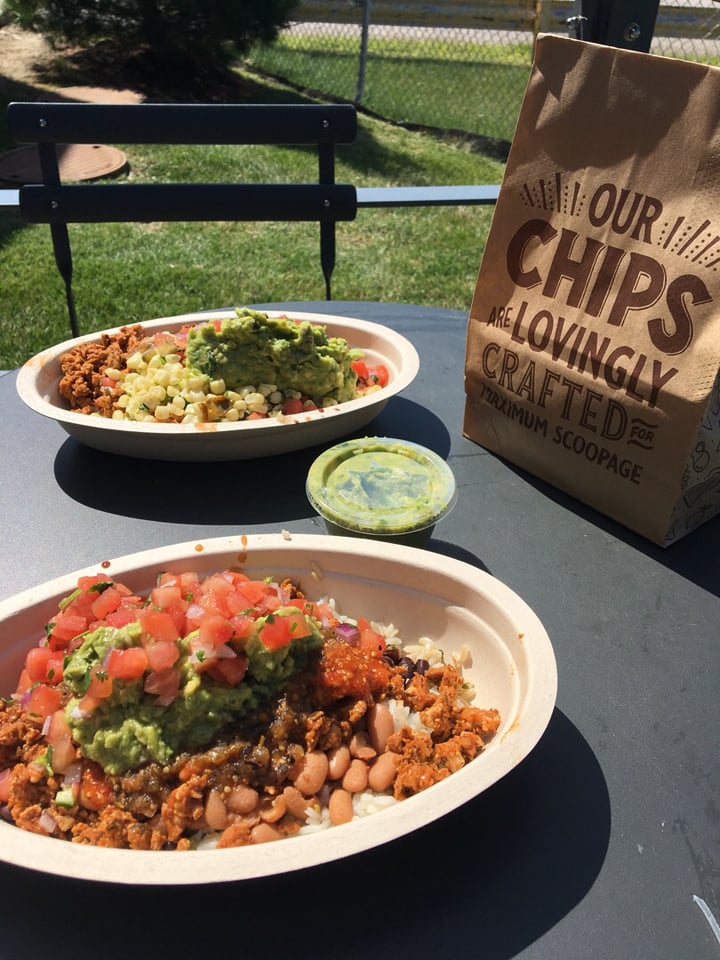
left=0, top=59, right=503, bottom=368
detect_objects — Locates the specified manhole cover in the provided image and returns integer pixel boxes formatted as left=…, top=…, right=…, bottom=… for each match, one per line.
left=0, top=143, right=128, bottom=184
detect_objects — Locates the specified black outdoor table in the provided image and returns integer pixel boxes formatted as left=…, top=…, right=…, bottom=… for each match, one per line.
left=0, top=301, right=718, bottom=960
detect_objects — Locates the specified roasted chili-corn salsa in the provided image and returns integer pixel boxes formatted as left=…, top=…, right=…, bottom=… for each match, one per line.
left=0, top=568, right=500, bottom=850
left=58, top=308, right=390, bottom=424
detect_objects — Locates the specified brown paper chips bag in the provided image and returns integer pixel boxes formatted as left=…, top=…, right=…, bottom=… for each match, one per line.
left=463, top=35, right=720, bottom=545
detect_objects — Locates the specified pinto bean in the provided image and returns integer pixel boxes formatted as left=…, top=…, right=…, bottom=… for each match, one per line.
left=226, top=785, right=259, bottom=815
left=342, top=758, right=369, bottom=793
left=327, top=744, right=351, bottom=780
left=328, top=788, right=354, bottom=825
left=259, top=794, right=287, bottom=824
left=250, top=822, right=282, bottom=844
left=367, top=751, right=401, bottom=792
left=292, top=750, right=329, bottom=796
left=204, top=789, right=229, bottom=831
left=283, top=785, right=313, bottom=820
left=349, top=731, right=376, bottom=760
left=367, top=702, right=395, bottom=754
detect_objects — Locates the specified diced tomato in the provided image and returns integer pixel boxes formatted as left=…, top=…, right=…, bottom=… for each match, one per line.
left=104, top=604, right=142, bottom=629
left=77, top=575, right=110, bottom=592
left=199, top=615, right=234, bottom=648
left=25, top=684, right=62, bottom=718
left=46, top=709, right=73, bottom=745
left=144, top=667, right=181, bottom=702
left=207, top=656, right=248, bottom=686
left=45, top=652, right=65, bottom=685
left=178, top=571, right=201, bottom=596
left=76, top=694, right=102, bottom=717
left=201, top=574, right=234, bottom=597
left=223, top=569, right=250, bottom=586
left=15, top=669, right=32, bottom=698
left=196, top=592, right=231, bottom=619
left=285, top=611, right=313, bottom=640
left=237, top=580, right=271, bottom=606
left=79, top=761, right=113, bottom=811
left=303, top=601, right=338, bottom=628
left=282, top=397, right=305, bottom=416
left=25, top=646, right=53, bottom=683
left=106, top=646, right=149, bottom=680
left=152, top=584, right=184, bottom=608
left=49, top=614, right=88, bottom=647
left=45, top=711, right=76, bottom=773
left=51, top=735, right=77, bottom=774
left=140, top=609, right=180, bottom=643
left=246, top=411, right=266, bottom=420
left=368, top=363, right=390, bottom=387
left=188, top=636, right=216, bottom=671
left=262, top=593, right=283, bottom=614
left=359, top=627, right=386, bottom=655
left=225, top=589, right=253, bottom=617
left=113, top=581, right=135, bottom=598
left=260, top=612, right=310, bottom=650
left=228, top=613, right=255, bottom=639
left=85, top=665, right=113, bottom=699
left=351, top=359, right=369, bottom=379
left=90, top=586, right=123, bottom=621
left=145, top=639, right=180, bottom=672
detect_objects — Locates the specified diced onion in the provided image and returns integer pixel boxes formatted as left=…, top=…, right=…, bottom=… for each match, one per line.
left=335, top=622, right=360, bottom=646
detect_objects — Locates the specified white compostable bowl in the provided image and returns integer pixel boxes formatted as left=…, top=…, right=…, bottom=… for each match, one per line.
left=16, top=310, right=420, bottom=461
left=0, top=533, right=557, bottom=885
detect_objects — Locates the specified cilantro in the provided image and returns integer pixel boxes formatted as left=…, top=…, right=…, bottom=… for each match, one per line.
left=78, top=666, right=92, bottom=695
left=265, top=614, right=275, bottom=624
left=195, top=650, right=206, bottom=663
left=36, top=746, right=54, bottom=777
left=58, top=588, right=80, bottom=611
left=88, top=581, right=114, bottom=595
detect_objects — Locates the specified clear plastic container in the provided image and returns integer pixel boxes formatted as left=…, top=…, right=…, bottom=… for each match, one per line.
left=306, top=437, right=457, bottom=546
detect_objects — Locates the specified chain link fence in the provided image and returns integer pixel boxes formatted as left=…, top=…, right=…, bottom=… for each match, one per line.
left=246, top=1, right=720, bottom=149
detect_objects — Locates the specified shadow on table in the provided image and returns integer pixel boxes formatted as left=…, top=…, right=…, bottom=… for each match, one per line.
left=52, top=397, right=451, bottom=524
left=0, top=709, right=610, bottom=960
left=500, top=460, right=720, bottom=597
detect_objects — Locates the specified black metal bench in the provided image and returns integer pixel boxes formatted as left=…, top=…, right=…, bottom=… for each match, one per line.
left=6, top=101, right=358, bottom=337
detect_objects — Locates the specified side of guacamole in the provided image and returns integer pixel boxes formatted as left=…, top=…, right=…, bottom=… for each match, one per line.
left=186, top=308, right=360, bottom=402
left=63, top=608, right=322, bottom=775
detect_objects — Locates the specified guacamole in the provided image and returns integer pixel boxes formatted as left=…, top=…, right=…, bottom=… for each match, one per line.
left=306, top=437, right=457, bottom=543
left=186, top=308, right=360, bottom=402
left=63, top=608, right=322, bottom=775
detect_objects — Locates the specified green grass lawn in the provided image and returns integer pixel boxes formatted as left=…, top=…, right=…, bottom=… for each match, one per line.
left=0, top=60, right=505, bottom=368
left=248, top=35, right=533, bottom=143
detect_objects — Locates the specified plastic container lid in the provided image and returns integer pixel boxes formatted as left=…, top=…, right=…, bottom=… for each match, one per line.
left=306, top=437, right=457, bottom=537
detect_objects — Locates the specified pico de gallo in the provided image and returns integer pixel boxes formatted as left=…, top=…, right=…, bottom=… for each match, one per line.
left=0, top=567, right=500, bottom=850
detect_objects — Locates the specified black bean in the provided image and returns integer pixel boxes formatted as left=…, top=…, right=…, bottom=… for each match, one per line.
left=414, top=659, right=430, bottom=675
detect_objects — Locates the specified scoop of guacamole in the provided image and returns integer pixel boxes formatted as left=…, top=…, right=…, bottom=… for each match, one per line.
left=63, top=609, right=322, bottom=775
left=186, top=308, right=360, bottom=402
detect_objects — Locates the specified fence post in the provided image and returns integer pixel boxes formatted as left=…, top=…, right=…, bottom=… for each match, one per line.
left=355, top=0, right=371, bottom=105
left=569, top=0, right=660, bottom=50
